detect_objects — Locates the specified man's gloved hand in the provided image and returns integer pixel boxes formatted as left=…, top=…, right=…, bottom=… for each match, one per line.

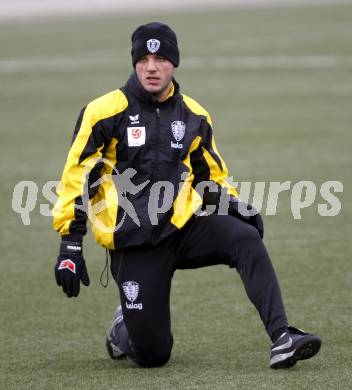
left=228, top=197, right=264, bottom=239
left=54, top=240, right=90, bottom=297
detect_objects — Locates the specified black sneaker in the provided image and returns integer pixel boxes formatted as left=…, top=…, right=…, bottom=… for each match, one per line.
left=270, top=326, right=321, bottom=369
left=106, top=305, right=127, bottom=360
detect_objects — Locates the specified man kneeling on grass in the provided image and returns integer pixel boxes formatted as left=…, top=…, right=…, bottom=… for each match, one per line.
left=53, top=22, right=321, bottom=369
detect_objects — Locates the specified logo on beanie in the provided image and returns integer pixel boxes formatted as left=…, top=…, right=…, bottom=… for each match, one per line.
left=147, top=39, right=160, bottom=53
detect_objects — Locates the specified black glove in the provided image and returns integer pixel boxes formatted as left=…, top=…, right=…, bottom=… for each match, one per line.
left=55, top=240, right=90, bottom=298
left=228, top=197, right=264, bottom=239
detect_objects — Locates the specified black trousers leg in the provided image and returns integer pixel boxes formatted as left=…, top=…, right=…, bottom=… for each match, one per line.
left=109, top=213, right=288, bottom=366
left=109, top=241, right=177, bottom=367
left=176, top=214, right=288, bottom=341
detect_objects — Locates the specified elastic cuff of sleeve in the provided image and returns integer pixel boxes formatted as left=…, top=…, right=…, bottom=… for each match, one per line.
left=61, top=233, right=84, bottom=242
left=60, top=240, right=82, bottom=254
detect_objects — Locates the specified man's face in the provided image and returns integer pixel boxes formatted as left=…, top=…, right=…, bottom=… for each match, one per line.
left=135, top=54, right=175, bottom=100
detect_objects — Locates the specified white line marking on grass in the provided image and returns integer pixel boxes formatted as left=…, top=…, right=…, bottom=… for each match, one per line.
left=1, top=55, right=352, bottom=74
left=186, top=29, right=352, bottom=51
left=1, top=0, right=352, bottom=23
left=183, top=56, right=352, bottom=69
left=0, top=57, right=122, bottom=74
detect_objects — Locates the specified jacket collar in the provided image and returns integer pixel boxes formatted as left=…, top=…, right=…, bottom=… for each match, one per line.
left=124, top=71, right=180, bottom=105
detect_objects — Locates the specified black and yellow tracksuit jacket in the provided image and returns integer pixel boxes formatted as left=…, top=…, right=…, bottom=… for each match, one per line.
left=53, top=72, right=238, bottom=250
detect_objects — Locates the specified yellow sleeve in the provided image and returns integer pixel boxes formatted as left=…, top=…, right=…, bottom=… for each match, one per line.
left=52, top=90, right=128, bottom=237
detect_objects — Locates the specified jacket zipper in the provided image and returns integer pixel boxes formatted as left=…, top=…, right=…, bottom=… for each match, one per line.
left=150, top=107, right=161, bottom=245
left=154, top=107, right=160, bottom=180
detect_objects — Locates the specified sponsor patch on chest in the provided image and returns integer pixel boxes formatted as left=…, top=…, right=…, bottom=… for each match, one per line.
left=127, top=126, right=146, bottom=147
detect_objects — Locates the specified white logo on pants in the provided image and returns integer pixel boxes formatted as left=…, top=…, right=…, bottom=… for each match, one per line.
left=122, top=281, right=143, bottom=310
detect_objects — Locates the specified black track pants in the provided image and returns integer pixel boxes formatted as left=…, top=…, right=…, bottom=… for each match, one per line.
left=109, top=214, right=288, bottom=367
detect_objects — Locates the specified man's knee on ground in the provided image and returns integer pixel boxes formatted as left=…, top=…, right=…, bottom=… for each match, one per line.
left=134, top=343, right=172, bottom=368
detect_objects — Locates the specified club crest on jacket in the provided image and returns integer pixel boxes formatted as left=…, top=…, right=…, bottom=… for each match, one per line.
left=171, top=121, right=186, bottom=142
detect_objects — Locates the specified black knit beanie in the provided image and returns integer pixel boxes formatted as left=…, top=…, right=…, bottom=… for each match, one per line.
left=131, top=22, right=179, bottom=67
